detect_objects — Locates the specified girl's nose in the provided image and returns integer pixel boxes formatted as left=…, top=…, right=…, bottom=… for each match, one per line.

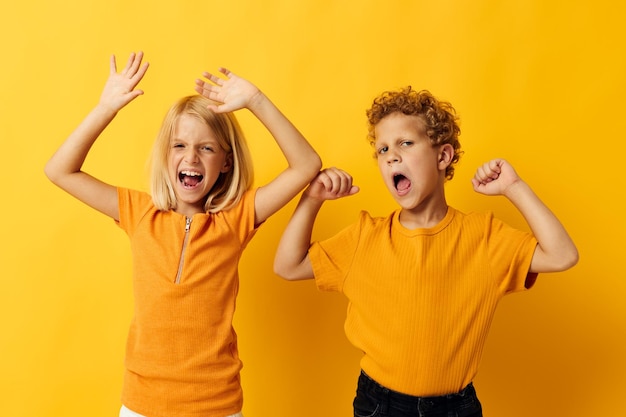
left=185, top=149, right=199, bottom=163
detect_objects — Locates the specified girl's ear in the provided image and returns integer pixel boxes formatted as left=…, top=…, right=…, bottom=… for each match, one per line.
left=438, top=144, right=454, bottom=170
left=221, top=153, right=233, bottom=173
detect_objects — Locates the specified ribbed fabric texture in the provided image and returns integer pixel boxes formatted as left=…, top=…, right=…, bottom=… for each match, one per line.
left=310, top=207, right=538, bottom=397
left=116, top=188, right=258, bottom=417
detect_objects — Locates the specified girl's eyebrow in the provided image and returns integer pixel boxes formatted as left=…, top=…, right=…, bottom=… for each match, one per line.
left=170, top=138, right=221, bottom=147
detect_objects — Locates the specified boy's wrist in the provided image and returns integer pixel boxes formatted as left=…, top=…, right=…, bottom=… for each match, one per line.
left=300, top=191, right=325, bottom=209
left=503, top=179, right=531, bottom=201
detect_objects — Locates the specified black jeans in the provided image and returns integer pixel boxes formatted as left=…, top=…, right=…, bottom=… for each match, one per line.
left=354, top=371, right=483, bottom=417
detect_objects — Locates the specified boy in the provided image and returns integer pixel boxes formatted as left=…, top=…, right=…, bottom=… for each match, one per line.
left=273, top=87, right=578, bottom=416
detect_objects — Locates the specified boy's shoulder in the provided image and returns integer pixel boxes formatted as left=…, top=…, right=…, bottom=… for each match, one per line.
left=354, top=208, right=498, bottom=234
left=356, top=209, right=396, bottom=225
left=449, top=207, right=501, bottom=230
left=450, top=206, right=492, bottom=220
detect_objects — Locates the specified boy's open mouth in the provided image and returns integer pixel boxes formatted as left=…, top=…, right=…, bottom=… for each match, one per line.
left=179, top=170, right=204, bottom=188
left=393, top=174, right=411, bottom=193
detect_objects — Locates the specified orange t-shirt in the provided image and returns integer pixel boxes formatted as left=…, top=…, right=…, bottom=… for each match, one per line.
left=310, top=207, right=538, bottom=396
left=116, top=188, right=257, bottom=417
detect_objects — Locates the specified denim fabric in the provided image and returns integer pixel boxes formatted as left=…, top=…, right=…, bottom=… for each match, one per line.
left=353, top=371, right=482, bottom=417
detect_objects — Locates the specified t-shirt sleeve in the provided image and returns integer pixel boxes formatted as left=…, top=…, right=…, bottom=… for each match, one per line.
left=309, top=212, right=365, bottom=293
left=221, top=188, right=259, bottom=247
left=116, top=187, right=154, bottom=236
left=487, top=213, right=539, bottom=293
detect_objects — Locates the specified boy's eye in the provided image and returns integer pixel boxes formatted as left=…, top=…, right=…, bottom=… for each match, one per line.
left=377, top=146, right=388, bottom=154
left=401, top=141, right=413, bottom=147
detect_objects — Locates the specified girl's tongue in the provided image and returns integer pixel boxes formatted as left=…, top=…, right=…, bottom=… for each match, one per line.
left=180, top=172, right=203, bottom=187
left=183, top=176, right=200, bottom=187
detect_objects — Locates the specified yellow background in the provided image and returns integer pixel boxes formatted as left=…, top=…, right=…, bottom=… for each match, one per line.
left=1, top=1, right=624, bottom=416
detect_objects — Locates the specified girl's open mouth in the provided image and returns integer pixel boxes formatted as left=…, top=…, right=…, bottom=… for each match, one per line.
left=179, top=171, right=204, bottom=188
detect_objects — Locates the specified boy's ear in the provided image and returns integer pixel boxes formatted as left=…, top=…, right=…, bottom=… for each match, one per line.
left=438, top=144, right=454, bottom=170
left=221, top=153, right=233, bottom=173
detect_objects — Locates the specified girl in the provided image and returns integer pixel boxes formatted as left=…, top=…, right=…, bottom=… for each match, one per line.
left=45, top=52, right=321, bottom=417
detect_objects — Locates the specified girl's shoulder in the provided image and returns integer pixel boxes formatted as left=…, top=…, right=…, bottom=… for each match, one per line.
left=117, top=187, right=158, bottom=233
left=118, top=187, right=155, bottom=211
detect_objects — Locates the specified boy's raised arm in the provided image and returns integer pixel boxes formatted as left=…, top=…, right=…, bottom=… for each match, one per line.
left=274, top=168, right=359, bottom=281
left=471, top=159, right=579, bottom=273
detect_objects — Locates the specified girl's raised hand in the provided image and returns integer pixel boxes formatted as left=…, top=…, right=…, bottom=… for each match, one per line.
left=99, top=52, right=149, bottom=113
left=305, top=167, right=360, bottom=202
left=471, top=158, right=522, bottom=196
left=194, top=68, right=261, bottom=113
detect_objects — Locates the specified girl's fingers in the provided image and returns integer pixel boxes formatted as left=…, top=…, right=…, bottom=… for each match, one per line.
left=110, top=55, right=118, bottom=74
left=202, top=71, right=226, bottom=86
left=128, top=52, right=145, bottom=77
left=121, top=52, right=135, bottom=75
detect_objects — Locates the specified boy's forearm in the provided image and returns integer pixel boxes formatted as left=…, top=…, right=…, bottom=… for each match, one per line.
left=274, top=194, right=323, bottom=281
left=504, top=180, right=578, bottom=272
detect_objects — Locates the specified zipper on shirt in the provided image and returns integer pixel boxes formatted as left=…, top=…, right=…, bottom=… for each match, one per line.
left=174, top=217, right=192, bottom=284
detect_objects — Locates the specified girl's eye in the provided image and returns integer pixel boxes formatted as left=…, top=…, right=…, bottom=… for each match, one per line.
left=401, top=141, right=413, bottom=147
left=377, top=146, right=388, bottom=154
left=173, top=143, right=184, bottom=148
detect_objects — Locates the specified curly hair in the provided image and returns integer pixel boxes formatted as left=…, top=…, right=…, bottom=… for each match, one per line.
left=366, top=86, right=462, bottom=180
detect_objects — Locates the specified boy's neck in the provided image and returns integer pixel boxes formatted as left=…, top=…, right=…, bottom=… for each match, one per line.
left=398, top=201, right=449, bottom=230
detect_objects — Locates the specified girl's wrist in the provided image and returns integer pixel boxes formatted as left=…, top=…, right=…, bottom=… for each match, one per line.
left=246, top=90, right=267, bottom=113
left=94, top=101, right=120, bottom=118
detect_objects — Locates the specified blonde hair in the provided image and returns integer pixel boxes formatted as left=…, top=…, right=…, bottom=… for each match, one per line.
left=149, top=95, right=254, bottom=213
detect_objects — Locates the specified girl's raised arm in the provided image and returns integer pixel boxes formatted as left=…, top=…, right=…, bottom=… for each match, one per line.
left=195, top=68, right=322, bottom=225
left=45, top=52, right=149, bottom=221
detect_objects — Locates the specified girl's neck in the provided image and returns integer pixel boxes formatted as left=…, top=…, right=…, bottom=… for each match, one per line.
left=174, top=203, right=206, bottom=218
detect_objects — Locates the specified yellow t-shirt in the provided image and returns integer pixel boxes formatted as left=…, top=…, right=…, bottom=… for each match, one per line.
left=310, top=207, right=538, bottom=397
left=116, top=187, right=257, bottom=417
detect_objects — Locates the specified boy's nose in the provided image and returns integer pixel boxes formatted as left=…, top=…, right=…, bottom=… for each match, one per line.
left=386, top=149, right=400, bottom=164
